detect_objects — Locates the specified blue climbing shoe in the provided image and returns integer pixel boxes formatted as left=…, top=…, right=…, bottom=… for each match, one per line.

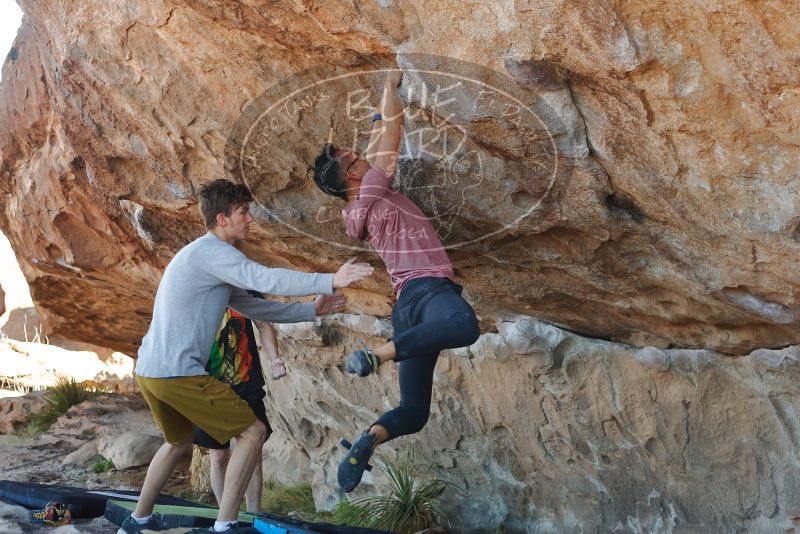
left=338, top=433, right=378, bottom=492
left=345, top=341, right=381, bottom=377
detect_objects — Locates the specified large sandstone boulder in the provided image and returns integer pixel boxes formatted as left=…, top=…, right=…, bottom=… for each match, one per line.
left=263, top=314, right=800, bottom=533
left=1, top=0, right=799, bottom=354
left=2, top=1, right=800, bottom=532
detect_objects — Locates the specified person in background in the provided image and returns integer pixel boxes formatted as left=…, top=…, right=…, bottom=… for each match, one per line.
left=194, top=291, right=285, bottom=513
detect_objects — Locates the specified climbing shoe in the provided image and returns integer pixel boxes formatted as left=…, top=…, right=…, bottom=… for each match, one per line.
left=30, top=502, right=72, bottom=526
left=345, top=339, right=381, bottom=377
left=338, top=432, right=378, bottom=492
left=117, top=512, right=163, bottom=534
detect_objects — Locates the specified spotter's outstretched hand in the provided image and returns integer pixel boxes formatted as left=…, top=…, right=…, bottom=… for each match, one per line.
left=333, top=258, right=373, bottom=288
left=315, top=292, right=348, bottom=316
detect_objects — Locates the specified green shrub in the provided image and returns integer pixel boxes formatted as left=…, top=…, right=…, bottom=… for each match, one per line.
left=28, top=376, right=104, bottom=433
left=332, top=450, right=448, bottom=533
left=91, top=457, right=114, bottom=474
left=261, top=481, right=317, bottom=517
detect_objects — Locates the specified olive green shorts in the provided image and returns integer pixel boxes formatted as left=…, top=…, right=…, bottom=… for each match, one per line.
left=135, top=374, right=256, bottom=445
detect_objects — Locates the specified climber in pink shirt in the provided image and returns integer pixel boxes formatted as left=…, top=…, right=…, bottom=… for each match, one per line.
left=310, top=69, right=480, bottom=492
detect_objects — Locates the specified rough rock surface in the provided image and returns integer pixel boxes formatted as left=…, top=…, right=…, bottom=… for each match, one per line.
left=0, top=394, right=175, bottom=534
left=97, top=431, right=162, bottom=470
left=261, top=315, right=800, bottom=533
left=0, top=390, right=47, bottom=434
left=40, top=394, right=160, bottom=454
left=0, top=394, right=158, bottom=475
left=2, top=0, right=800, bottom=354
left=0, top=393, right=169, bottom=486
left=2, top=1, right=800, bottom=532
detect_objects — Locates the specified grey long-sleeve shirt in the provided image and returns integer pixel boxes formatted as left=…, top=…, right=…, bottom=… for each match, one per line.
left=135, top=233, right=333, bottom=378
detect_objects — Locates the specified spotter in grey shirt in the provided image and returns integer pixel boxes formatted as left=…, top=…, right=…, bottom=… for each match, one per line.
left=136, top=233, right=333, bottom=378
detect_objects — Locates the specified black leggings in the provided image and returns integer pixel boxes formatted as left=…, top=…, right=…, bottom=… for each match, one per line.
left=374, top=277, right=480, bottom=440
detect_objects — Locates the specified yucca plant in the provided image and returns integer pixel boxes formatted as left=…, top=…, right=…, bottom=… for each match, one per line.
left=28, top=376, right=105, bottom=432
left=333, top=450, right=449, bottom=533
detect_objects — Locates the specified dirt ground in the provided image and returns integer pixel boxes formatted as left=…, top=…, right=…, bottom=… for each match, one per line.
left=0, top=394, right=201, bottom=533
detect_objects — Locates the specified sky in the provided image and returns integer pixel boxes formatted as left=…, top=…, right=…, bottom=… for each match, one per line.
left=0, top=0, right=23, bottom=81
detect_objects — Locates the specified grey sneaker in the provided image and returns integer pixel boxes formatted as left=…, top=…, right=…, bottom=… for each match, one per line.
left=117, top=513, right=163, bottom=534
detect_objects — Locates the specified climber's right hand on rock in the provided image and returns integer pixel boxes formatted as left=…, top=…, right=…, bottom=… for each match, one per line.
left=333, top=257, right=373, bottom=288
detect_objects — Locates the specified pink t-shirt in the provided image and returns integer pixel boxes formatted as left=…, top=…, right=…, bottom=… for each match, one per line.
left=343, top=166, right=454, bottom=295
